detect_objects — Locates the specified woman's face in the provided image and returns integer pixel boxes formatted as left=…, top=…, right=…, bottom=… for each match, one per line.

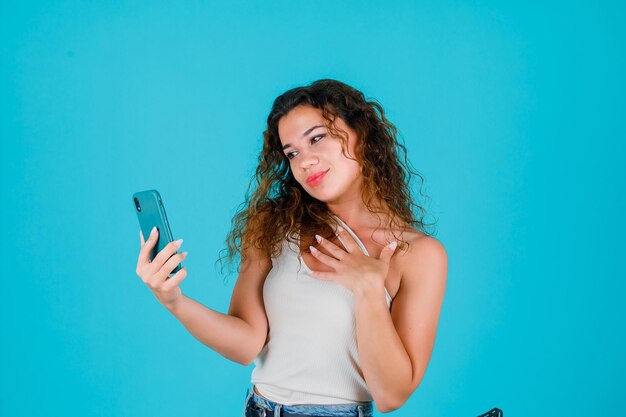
left=278, top=104, right=363, bottom=204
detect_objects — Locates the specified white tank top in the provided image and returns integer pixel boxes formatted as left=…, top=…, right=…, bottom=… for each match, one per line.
left=250, top=215, right=393, bottom=405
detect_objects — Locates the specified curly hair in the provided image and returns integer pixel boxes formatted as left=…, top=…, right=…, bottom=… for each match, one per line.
left=216, top=79, right=436, bottom=281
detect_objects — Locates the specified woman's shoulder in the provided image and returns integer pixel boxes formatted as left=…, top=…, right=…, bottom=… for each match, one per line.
left=380, top=226, right=445, bottom=300
left=393, top=227, right=447, bottom=276
left=403, top=228, right=444, bottom=250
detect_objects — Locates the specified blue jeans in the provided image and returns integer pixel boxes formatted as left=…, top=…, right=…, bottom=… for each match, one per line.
left=241, top=387, right=374, bottom=417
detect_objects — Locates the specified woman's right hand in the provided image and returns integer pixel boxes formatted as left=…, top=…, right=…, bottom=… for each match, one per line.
left=136, top=227, right=188, bottom=309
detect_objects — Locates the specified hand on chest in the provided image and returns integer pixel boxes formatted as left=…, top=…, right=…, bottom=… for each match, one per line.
left=301, top=235, right=357, bottom=272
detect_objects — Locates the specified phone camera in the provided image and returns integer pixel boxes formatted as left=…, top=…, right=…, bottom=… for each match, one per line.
left=134, top=197, right=141, bottom=212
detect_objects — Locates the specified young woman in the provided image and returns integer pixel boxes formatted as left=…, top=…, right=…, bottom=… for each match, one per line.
left=136, top=79, right=448, bottom=416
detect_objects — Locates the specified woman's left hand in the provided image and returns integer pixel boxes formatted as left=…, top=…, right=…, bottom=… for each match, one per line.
left=308, top=226, right=398, bottom=295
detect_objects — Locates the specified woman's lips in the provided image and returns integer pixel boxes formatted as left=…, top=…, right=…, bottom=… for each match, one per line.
left=306, top=169, right=329, bottom=186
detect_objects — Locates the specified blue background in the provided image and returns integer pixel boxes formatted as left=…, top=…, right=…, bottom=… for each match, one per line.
left=1, top=1, right=624, bottom=416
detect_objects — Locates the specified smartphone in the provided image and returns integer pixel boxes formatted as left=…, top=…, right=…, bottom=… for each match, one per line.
left=132, top=189, right=182, bottom=275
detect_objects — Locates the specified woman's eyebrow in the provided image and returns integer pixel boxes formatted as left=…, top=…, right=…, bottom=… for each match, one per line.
left=282, top=125, right=324, bottom=150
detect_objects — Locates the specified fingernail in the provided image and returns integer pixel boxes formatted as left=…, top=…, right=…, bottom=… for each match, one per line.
left=174, top=239, right=183, bottom=247
left=389, top=241, right=398, bottom=250
left=315, top=234, right=322, bottom=243
left=337, top=226, right=344, bottom=233
left=150, top=226, right=156, bottom=235
left=181, top=251, right=188, bottom=256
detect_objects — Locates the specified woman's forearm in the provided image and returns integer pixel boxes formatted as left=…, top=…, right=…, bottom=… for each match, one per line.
left=165, top=294, right=257, bottom=365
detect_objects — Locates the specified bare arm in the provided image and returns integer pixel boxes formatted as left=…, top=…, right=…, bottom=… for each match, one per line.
left=165, top=294, right=258, bottom=365
left=355, top=237, right=448, bottom=412
left=136, top=228, right=272, bottom=366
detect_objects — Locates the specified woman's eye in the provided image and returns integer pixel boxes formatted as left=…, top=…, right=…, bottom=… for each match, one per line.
left=285, top=135, right=325, bottom=160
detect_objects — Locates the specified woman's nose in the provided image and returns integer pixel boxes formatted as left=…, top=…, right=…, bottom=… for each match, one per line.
left=299, top=152, right=319, bottom=169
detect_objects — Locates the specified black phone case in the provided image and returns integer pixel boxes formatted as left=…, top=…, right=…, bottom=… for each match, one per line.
left=132, top=189, right=182, bottom=275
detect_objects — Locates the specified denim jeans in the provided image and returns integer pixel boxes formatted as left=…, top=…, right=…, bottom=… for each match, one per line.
left=241, top=387, right=374, bottom=417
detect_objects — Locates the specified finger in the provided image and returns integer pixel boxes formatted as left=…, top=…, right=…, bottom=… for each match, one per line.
left=162, top=266, right=188, bottom=291
left=309, top=269, right=334, bottom=280
left=155, top=250, right=187, bottom=282
left=315, top=234, right=347, bottom=260
left=140, top=230, right=145, bottom=245
left=380, top=241, right=398, bottom=263
left=152, top=238, right=183, bottom=268
left=309, top=246, right=340, bottom=268
left=334, top=225, right=359, bottom=253
left=138, top=227, right=159, bottom=265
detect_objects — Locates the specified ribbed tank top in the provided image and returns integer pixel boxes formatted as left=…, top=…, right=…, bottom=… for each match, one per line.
left=250, top=215, right=393, bottom=405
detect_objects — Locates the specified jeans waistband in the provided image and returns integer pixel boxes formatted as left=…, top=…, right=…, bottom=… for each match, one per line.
left=242, top=387, right=374, bottom=417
